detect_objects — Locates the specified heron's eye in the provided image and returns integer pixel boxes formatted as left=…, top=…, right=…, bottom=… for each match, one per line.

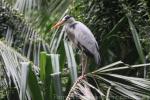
left=65, top=16, right=71, bottom=20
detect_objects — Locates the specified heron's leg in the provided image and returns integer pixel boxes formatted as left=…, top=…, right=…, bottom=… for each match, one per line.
left=79, top=47, right=87, bottom=77
left=81, top=53, right=88, bottom=77
left=77, top=52, right=87, bottom=82
left=82, top=54, right=88, bottom=76
left=81, top=52, right=84, bottom=76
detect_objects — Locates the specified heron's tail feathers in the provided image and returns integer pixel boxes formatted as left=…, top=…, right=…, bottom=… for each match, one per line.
left=94, top=52, right=101, bottom=65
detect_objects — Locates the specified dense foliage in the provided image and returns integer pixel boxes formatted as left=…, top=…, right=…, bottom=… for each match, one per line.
left=70, top=0, right=150, bottom=78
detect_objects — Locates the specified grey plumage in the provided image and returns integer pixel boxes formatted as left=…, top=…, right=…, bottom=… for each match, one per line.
left=63, top=16, right=101, bottom=65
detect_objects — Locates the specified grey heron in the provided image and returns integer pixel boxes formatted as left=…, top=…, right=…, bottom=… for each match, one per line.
left=52, top=15, right=100, bottom=76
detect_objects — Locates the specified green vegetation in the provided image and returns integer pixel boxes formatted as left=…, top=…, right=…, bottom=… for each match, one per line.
left=0, top=0, right=150, bottom=100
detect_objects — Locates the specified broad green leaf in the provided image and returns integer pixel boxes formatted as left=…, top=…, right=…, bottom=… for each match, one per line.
left=28, top=63, right=43, bottom=100
left=40, top=52, right=47, bottom=81
left=127, top=16, right=145, bottom=64
left=57, top=40, right=66, bottom=71
left=127, top=16, right=147, bottom=78
left=44, top=54, right=52, bottom=100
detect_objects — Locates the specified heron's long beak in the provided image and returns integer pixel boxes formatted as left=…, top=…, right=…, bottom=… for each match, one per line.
left=51, top=20, right=65, bottom=29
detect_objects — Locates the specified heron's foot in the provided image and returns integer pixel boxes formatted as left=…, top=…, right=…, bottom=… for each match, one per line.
left=77, top=75, right=86, bottom=83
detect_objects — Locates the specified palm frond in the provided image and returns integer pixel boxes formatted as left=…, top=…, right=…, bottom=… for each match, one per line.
left=67, top=61, right=150, bottom=99
left=0, top=41, right=40, bottom=100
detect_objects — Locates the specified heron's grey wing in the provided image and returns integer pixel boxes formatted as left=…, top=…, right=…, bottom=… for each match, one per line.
left=73, top=22, right=101, bottom=64
left=74, top=22, right=99, bottom=53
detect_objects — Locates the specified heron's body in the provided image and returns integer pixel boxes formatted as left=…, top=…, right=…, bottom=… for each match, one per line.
left=65, top=21, right=100, bottom=65
left=52, top=15, right=101, bottom=66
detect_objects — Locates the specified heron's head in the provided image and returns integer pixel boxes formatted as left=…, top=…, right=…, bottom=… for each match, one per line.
left=52, top=15, right=75, bottom=29
left=63, top=15, right=75, bottom=23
